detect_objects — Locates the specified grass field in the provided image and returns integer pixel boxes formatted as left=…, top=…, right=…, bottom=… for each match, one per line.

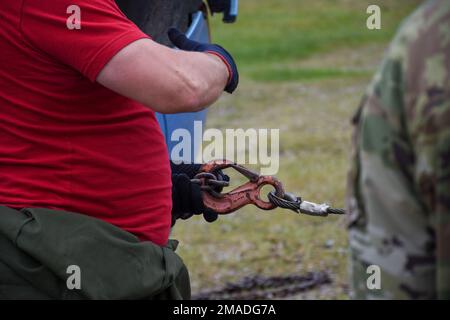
left=172, top=0, right=421, bottom=299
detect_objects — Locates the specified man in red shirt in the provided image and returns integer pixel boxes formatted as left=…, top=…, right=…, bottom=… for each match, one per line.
left=0, top=0, right=238, bottom=247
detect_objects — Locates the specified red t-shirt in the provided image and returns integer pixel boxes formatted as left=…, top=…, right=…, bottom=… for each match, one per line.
left=0, top=0, right=172, bottom=246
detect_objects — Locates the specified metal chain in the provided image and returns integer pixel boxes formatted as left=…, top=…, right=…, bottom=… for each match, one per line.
left=191, top=172, right=230, bottom=192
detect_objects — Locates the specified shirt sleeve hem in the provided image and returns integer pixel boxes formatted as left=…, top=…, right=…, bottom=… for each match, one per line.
left=85, top=30, right=150, bottom=82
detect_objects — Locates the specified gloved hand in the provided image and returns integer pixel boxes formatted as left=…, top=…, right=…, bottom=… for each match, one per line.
left=168, top=27, right=239, bottom=94
left=171, top=162, right=230, bottom=226
left=171, top=173, right=221, bottom=226
left=170, top=161, right=202, bottom=179
left=170, top=161, right=229, bottom=191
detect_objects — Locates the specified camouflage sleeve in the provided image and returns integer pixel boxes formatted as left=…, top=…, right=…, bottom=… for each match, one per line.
left=404, top=1, right=450, bottom=298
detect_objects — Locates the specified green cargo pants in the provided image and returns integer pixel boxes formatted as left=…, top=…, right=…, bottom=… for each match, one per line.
left=0, top=206, right=190, bottom=300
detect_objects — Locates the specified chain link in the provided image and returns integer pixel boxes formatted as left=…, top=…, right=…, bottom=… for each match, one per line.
left=191, top=172, right=230, bottom=192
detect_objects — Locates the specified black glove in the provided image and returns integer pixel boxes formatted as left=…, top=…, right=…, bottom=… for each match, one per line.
left=171, top=173, right=220, bottom=226
left=170, top=161, right=229, bottom=190
left=168, top=27, right=239, bottom=94
left=170, top=161, right=202, bottom=179
left=170, top=162, right=229, bottom=226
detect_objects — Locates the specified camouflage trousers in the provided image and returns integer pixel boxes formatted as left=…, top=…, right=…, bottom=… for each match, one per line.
left=349, top=224, right=436, bottom=299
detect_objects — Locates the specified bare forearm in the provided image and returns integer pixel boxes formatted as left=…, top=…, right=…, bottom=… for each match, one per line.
left=161, top=48, right=229, bottom=112
left=97, top=39, right=228, bottom=114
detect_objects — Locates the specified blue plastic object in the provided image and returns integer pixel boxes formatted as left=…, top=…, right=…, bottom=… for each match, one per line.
left=155, top=12, right=209, bottom=163
left=156, top=2, right=238, bottom=163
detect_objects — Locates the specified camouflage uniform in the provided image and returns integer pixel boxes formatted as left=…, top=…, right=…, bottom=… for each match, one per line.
left=347, top=0, right=450, bottom=299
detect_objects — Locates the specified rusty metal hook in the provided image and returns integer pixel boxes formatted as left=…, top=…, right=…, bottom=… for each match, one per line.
left=196, top=159, right=285, bottom=214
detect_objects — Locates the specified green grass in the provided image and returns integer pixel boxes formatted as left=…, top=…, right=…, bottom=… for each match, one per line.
left=172, top=0, right=421, bottom=299
left=249, top=67, right=372, bottom=82
left=210, top=0, right=420, bottom=81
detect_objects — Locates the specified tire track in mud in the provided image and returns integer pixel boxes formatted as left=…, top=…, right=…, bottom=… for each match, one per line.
left=192, top=271, right=331, bottom=300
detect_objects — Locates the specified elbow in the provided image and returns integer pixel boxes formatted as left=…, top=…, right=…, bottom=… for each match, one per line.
left=148, top=93, right=205, bottom=115
left=183, top=80, right=207, bottom=112
left=146, top=75, right=212, bottom=114
left=170, top=77, right=208, bottom=113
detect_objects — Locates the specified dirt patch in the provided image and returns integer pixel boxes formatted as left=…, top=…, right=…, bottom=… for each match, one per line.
left=193, top=272, right=332, bottom=300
